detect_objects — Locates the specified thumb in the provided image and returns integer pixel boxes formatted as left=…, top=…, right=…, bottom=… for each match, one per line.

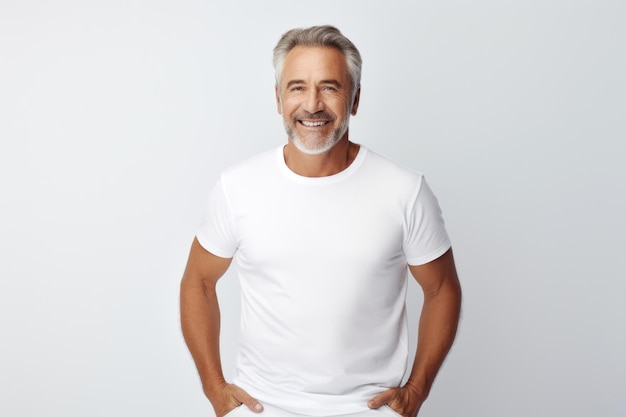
left=368, top=388, right=397, bottom=409
left=232, top=385, right=264, bottom=413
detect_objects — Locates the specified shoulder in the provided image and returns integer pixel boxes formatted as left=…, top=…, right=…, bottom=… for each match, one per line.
left=361, top=146, right=426, bottom=189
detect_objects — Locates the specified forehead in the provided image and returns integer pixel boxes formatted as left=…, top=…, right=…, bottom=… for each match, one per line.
left=281, top=46, right=349, bottom=82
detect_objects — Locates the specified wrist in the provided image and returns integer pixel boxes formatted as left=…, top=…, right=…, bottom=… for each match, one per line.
left=203, top=378, right=229, bottom=401
left=404, top=378, right=429, bottom=401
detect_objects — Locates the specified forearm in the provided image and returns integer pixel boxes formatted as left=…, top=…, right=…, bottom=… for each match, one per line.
left=180, top=279, right=227, bottom=400
left=406, top=279, right=462, bottom=398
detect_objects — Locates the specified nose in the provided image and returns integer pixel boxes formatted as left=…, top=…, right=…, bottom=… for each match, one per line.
left=303, top=88, right=324, bottom=113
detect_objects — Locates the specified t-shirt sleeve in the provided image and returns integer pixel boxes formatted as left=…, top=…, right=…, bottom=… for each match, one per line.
left=403, top=176, right=452, bottom=266
left=195, top=177, right=238, bottom=258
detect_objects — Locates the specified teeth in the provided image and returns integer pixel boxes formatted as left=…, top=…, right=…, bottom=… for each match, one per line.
left=301, top=120, right=327, bottom=127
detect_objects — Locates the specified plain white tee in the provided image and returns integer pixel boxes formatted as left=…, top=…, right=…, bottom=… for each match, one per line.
left=197, top=145, right=451, bottom=415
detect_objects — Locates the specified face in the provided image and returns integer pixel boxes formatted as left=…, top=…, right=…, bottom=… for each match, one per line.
left=276, top=46, right=360, bottom=155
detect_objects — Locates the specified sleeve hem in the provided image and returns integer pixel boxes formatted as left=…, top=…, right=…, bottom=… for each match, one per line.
left=406, top=241, right=451, bottom=266
left=196, top=234, right=236, bottom=259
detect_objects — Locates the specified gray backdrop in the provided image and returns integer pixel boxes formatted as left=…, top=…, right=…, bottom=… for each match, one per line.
left=1, top=1, right=625, bottom=416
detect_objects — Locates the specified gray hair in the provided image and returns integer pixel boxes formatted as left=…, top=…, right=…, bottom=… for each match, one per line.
left=273, top=25, right=362, bottom=94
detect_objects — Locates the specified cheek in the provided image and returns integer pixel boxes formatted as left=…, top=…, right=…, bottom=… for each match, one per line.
left=332, top=100, right=352, bottom=117
left=330, top=94, right=351, bottom=109
left=280, top=99, right=300, bottom=115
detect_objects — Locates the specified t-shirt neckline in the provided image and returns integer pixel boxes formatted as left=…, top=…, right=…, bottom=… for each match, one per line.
left=276, top=144, right=368, bottom=185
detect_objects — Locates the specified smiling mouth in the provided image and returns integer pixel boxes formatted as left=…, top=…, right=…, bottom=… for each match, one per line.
left=299, top=120, right=329, bottom=127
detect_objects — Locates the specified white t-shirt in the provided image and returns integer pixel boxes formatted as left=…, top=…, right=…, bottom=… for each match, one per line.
left=197, top=145, right=451, bottom=415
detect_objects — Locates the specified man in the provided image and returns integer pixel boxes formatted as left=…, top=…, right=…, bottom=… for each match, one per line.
left=180, top=25, right=462, bottom=417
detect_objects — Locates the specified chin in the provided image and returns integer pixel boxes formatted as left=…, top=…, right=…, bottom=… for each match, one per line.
left=291, top=136, right=341, bottom=155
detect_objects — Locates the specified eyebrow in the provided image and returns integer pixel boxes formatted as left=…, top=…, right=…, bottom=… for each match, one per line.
left=285, top=80, right=305, bottom=88
left=285, top=79, right=343, bottom=88
left=320, top=79, right=342, bottom=87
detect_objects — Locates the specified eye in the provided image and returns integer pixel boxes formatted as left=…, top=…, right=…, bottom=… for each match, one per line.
left=290, top=86, right=304, bottom=92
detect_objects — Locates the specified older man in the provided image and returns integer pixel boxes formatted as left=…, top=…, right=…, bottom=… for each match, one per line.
left=180, top=25, right=461, bottom=417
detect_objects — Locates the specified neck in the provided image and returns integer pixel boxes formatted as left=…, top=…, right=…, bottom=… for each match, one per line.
left=283, top=137, right=360, bottom=177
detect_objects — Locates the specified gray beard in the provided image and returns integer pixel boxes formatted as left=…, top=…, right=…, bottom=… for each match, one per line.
left=285, top=116, right=350, bottom=156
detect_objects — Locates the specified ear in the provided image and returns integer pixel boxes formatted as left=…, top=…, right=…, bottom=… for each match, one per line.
left=275, top=85, right=282, bottom=115
left=350, top=85, right=361, bottom=116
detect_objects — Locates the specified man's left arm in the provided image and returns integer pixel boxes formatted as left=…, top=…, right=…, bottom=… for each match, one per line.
left=368, top=248, right=462, bottom=417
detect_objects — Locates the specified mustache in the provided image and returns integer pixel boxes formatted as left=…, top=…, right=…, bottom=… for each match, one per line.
left=293, top=111, right=335, bottom=120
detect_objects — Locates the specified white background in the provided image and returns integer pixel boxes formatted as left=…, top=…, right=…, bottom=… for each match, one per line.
left=1, top=1, right=625, bottom=416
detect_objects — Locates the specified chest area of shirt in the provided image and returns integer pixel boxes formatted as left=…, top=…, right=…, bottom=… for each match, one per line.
left=233, top=187, right=406, bottom=267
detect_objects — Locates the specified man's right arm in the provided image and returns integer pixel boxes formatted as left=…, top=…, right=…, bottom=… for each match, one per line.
left=180, top=238, right=263, bottom=416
